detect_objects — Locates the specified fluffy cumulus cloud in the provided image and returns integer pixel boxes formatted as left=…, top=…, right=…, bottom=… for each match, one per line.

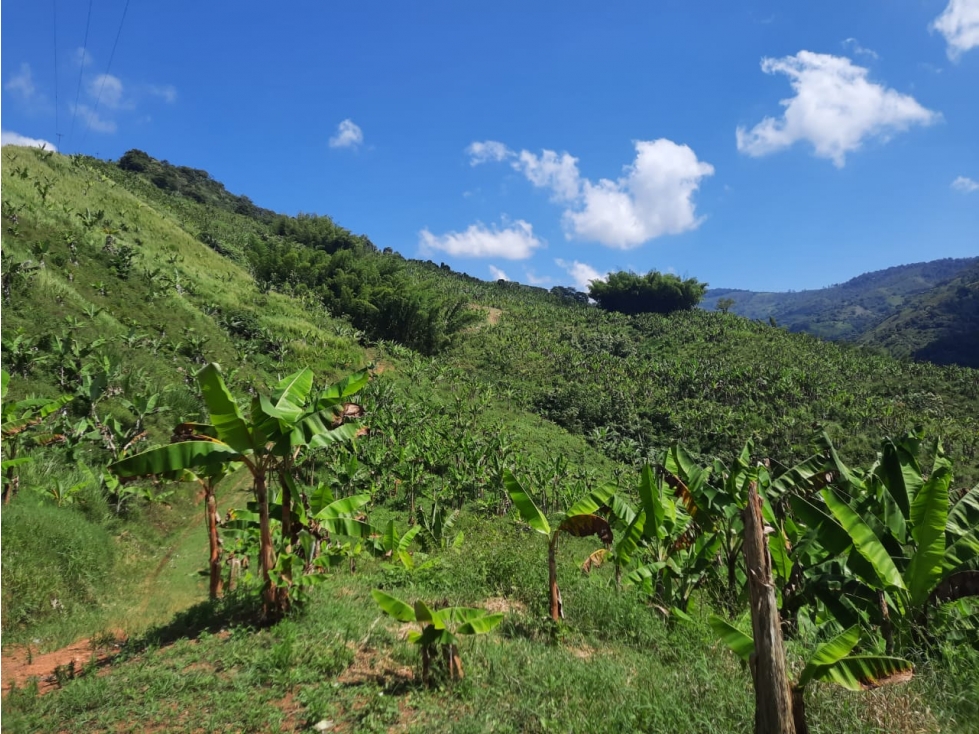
left=329, top=119, right=363, bottom=149
left=1, top=130, right=58, bottom=151
left=468, top=139, right=713, bottom=249
left=419, top=220, right=542, bottom=260
left=555, top=258, right=606, bottom=291
left=952, top=175, right=979, bottom=192
left=737, top=51, right=939, bottom=167
left=488, top=265, right=510, bottom=281
left=931, top=0, right=979, bottom=59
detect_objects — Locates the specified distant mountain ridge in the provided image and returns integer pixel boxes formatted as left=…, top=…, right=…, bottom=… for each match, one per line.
left=701, top=257, right=979, bottom=367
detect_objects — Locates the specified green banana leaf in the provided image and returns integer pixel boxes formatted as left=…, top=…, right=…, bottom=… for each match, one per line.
left=503, top=469, right=549, bottom=535
left=271, top=368, right=314, bottom=410
left=708, top=616, right=754, bottom=662
left=315, top=494, right=371, bottom=520
left=797, top=625, right=861, bottom=688
left=458, top=612, right=504, bottom=635
left=371, top=589, right=415, bottom=622
left=813, top=655, right=913, bottom=692
left=876, top=436, right=922, bottom=521
left=613, top=510, right=646, bottom=566
left=905, top=457, right=951, bottom=606
left=196, top=364, right=255, bottom=454
left=947, top=483, right=979, bottom=538
left=566, top=484, right=616, bottom=518
left=822, top=488, right=906, bottom=593
left=109, top=440, right=240, bottom=477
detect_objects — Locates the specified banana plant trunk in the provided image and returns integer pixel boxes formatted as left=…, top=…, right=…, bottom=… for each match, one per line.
left=254, top=470, right=280, bottom=619
left=205, top=480, right=223, bottom=599
left=548, top=533, right=563, bottom=622
left=791, top=688, right=809, bottom=734
left=742, top=481, right=796, bottom=734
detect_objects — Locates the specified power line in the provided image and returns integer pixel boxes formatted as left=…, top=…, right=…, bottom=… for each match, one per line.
left=80, top=0, right=132, bottom=150
left=53, top=0, right=61, bottom=148
left=67, top=0, right=94, bottom=149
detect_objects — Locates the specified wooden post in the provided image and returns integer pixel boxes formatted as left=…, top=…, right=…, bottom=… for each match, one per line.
left=743, top=481, right=796, bottom=734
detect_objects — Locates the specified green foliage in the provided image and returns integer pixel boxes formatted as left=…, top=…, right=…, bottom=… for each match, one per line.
left=589, top=270, right=708, bottom=315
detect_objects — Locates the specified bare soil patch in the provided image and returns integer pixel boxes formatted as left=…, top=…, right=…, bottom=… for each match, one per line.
left=2, top=634, right=125, bottom=695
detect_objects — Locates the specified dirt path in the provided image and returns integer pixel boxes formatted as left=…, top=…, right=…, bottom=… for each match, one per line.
left=1, top=471, right=253, bottom=696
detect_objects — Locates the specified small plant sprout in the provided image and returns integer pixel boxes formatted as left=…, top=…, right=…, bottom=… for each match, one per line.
left=371, top=590, right=503, bottom=685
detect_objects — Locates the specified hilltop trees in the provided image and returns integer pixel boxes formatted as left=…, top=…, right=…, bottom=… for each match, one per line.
left=589, top=270, right=707, bottom=315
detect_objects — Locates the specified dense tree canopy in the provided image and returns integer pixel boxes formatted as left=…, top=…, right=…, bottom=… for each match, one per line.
left=588, top=270, right=707, bottom=315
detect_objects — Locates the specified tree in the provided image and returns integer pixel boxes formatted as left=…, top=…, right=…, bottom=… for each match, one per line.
left=588, top=270, right=707, bottom=315
left=716, top=297, right=736, bottom=314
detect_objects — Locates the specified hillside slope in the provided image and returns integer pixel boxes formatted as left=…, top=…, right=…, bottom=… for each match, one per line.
left=701, top=257, right=978, bottom=355
left=860, top=261, right=979, bottom=368
left=3, top=145, right=979, bottom=734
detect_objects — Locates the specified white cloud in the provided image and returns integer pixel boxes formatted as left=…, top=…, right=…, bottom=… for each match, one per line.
left=467, top=140, right=512, bottom=165
left=952, top=175, right=979, bottom=192
left=329, top=119, right=363, bottom=149
left=88, top=74, right=125, bottom=109
left=514, top=149, right=583, bottom=202
left=5, top=63, right=35, bottom=98
left=71, top=104, right=117, bottom=133
left=842, top=38, right=879, bottom=60
left=488, top=265, right=510, bottom=281
left=419, top=220, right=542, bottom=260
left=932, top=0, right=979, bottom=59
left=1, top=130, right=57, bottom=151
left=737, top=51, right=939, bottom=167
left=470, top=138, right=713, bottom=249
left=555, top=259, right=606, bottom=291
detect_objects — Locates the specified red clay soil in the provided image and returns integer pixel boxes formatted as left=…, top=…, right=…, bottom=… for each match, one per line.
left=1, top=635, right=125, bottom=695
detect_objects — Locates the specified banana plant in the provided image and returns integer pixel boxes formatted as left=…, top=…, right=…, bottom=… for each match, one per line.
left=710, top=617, right=913, bottom=734
left=504, top=468, right=614, bottom=621
left=1, top=370, right=73, bottom=504
left=110, top=363, right=368, bottom=619
left=371, top=590, right=503, bottom=685
left=372, top=519, right=423, bottom=570
left=620, top=465, right=722, bottom=616
left=168, top=462, right=239, bottom=599
left=800, top=434, right=979, bottom=644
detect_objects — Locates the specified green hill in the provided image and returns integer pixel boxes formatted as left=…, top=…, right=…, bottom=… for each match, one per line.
left=3, top=145, right=977, bottom=733
left=860, top=261, right=979, bottom=368
left=701, top=257, right=979, bottom=362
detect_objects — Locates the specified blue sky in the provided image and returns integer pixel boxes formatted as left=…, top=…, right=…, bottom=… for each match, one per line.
left=3, top=0, right=977, bottom=292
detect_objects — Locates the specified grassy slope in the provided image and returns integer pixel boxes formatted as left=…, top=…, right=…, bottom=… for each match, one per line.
left=700, top=257, right=978, bottom=345
left=3, top=146, right=978, bottom=733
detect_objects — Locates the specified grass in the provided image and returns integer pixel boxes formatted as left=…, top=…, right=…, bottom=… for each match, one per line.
left=3, top=515, right=975, bottom=734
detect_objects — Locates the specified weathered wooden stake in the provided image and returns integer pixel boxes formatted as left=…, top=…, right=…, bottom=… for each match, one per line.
left=742, top=481, right=796, bottom=734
